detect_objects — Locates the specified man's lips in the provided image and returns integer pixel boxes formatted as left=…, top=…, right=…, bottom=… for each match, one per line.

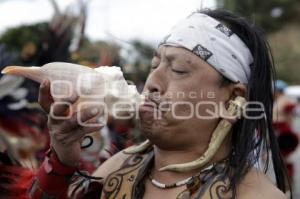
left=139, top=92, right=172, bottom=113
left=139, top=105, right=155, bottom=112
left=140, top=100, right=157, bottom=112
left=140, top=98, right=171, bottom=113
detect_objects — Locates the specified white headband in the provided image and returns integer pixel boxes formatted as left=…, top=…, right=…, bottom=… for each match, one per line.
left=160, top=12, right=253, bottom=84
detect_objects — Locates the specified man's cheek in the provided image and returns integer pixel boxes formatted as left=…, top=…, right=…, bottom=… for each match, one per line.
left=170, top=102, right=194, bottom=120
left=196, top=101, right=219, bottom=119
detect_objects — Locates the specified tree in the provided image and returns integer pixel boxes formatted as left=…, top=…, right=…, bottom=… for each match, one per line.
left=217, top=0, right=300, bottom=32
left=269, top=23, right=300, bottom=84
left=0, top=23, right=48, bottom=52
left=217, top=0, right=300, bottom=83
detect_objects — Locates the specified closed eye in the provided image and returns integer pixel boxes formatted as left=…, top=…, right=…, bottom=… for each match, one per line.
left=172, top=69, right=187, bottom=74
left=149, top=66, right=157, bottom=74
left=151, top=56, right=160, bottom=71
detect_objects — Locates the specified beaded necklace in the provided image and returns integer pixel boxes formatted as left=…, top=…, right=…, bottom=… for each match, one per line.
left=147, top=161, right=219, bottom=189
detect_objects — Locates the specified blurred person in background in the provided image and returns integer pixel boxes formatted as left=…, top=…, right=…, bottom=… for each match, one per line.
left=0, top=44, right=49, bottom=197
left=273, top=80, right=299, bottom=181
left=273, top=80, right=296, bottom=126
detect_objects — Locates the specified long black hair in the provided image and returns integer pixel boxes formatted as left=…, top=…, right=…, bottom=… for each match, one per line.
left=200, top=9, right=291, bottom=198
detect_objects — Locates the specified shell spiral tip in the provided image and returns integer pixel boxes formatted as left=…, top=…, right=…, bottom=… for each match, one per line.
left=1, top=67, right=9, bottom=74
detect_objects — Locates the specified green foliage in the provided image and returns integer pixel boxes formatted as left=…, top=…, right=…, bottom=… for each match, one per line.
left=217, top=0, right=300, bottom=83
left=0, top=22, right=48, bottom=52
left=269, top=24, right=300, bottom=84
left=131, top=40, right=154, bottom=59
left=76, top=39, right=120, bottom=65
left=123, top=40, right=154, bottom=82
left=217, top=0, right=299, bottom=32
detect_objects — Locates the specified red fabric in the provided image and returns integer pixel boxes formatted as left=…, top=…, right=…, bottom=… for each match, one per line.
left=273, top=122, right=291, bottom=134
left=283, top=103, right=296, bottom=113
left=286, top=162, right=294, bottom=179
left=0, top=165, right=35, bottom=199
left=0, top=115, right=44, bottom=139
left=44, top=150, right=77, bottom=175
left=273, top=121, right=299, bottom=156
left=29, top=150, right=77, bottom=199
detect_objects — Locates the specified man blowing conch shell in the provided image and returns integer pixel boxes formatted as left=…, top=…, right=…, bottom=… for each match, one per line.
left=2, top=9, right=290, bottom=199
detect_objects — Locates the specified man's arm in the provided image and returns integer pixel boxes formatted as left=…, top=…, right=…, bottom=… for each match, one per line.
left=28, top=147, right=120, bottom=199
left=28, top=78, right=103, bottom=198
left=28, top=150, right=77, bottom=199
left=93, top=149, right=131, bottom=179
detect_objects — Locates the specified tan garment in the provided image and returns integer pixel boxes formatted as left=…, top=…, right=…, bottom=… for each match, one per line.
left=101, top=150, right=232, bottom=199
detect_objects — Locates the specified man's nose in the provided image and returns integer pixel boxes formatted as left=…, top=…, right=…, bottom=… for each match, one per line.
left=144, top=67, right=166, bottom=95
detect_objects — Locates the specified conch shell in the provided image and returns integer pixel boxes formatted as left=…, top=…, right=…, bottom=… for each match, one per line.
left=1, top=62, right=144, bottom=125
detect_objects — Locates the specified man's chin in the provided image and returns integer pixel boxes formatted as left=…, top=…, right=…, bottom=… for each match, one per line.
left=139, top=115, right=161, bottom=138
left=138, top=107, right=157, bottom=122
left=140, top=125, right=164, bottom=143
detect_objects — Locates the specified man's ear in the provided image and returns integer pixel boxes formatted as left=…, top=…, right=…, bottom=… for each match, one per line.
left=224, top=83, right=247, bottom=109
left=219, top=83, right=247, bottom=120
left=231, top=83, right=247, bottom=99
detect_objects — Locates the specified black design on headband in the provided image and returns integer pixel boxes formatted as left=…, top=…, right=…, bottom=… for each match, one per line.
left=192, top=44, right=213, bottom=61
left=215, top=24, right=233, bottom=37
left=219, top=68, right=226, bottom=73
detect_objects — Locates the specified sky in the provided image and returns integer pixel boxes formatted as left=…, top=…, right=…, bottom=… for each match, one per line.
left=0, top=0, right=216, bottom=44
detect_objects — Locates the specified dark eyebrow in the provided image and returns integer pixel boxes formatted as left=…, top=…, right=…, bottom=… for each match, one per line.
left=153, top=49, right=193, bottom=67
left=153, top=49, right=176, bottom=62
left=166, top=52, right=195, bottom=68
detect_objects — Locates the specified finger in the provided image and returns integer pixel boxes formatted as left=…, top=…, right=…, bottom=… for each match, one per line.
left=38, top=79, right=53, bottom=113
left=53, top=107, right=101, bottom=132
left=49, top=96, right=80, bottom=120
left=75, top=106, right=103, bottom=126
left=54, top=125, right=103, bottom=145
left=68, top=126, right=103, bottom=143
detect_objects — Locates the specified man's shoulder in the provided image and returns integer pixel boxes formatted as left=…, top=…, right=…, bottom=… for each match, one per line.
left=237, top=168, right=287, bottom=199
left=92, top=148, right=131, bottom=180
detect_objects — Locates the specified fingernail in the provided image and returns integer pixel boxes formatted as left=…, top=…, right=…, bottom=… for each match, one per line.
left=41, top=80, right=48, bottom=88
left=41, top=81, right=46, bottom=88
left=91, top=108, right=99, bottom=115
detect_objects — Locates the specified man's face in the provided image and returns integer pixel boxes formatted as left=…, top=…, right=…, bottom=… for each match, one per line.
left=139, top=46, right=232, bottom=150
